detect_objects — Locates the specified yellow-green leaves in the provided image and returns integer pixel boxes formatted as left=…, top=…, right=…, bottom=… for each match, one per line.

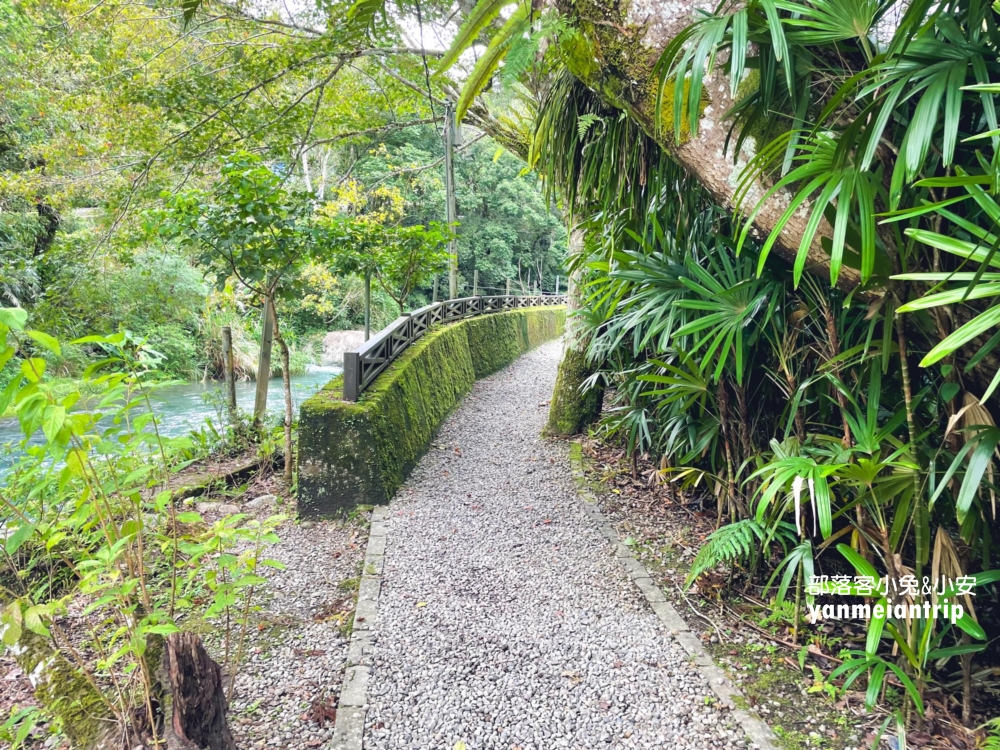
left=0, top=308, right=27, bottom=331
left=26, top=330, right=60, bottom=357
left=436, top=0, right=514, bottom=75
left=455, top=7, right=530, bottom=122
left=20, top=358, right=45, bottom=383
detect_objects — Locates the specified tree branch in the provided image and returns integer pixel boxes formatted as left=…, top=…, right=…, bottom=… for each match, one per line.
left=309, top=117, right=441, bottom=147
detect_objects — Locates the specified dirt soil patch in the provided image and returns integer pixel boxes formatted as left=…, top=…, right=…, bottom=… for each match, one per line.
left=577, top=438, right=986, bottom=750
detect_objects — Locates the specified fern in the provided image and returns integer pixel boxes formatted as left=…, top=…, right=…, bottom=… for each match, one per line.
left=499, top=26, right=539, bottom=85
left=686, top=518, right=766, bottom=586
left=984, top=718, right=1000, bottom=750
left=576, top=114, right=602, bottom=139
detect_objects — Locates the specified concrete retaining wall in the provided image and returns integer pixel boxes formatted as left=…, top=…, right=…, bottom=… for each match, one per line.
left=297, top=307, right=566, bottom=518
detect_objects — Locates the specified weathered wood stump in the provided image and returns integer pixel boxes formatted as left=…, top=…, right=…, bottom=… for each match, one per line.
left=162, top=631, right=236, bottom=750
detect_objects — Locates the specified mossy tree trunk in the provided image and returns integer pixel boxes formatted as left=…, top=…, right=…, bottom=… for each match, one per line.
left=15, top=632, right=121, bottom=749
left=552, top=0, right=861, bottom=291
left=547, top=229, right=604, bottom=436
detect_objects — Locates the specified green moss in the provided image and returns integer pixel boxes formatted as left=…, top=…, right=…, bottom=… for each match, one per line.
left=545, top=344, right=604, bottom=436
left=18, top=633, right=115, bottom=748
left=557, top=6, right=707, bottom=147
left=647, top=79, right=706, bottom=144
left=463, top=313, right=525, bottom=379
left=297, top=307, right=566, bottom=518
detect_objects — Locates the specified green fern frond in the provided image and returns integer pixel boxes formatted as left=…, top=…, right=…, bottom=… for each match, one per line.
left=576, top=114, right=602, bottom=139
left=983, top=718, right=1000, bottom=750
left=455, top=7, right=529, bottom=121
left=499, top=26, right=539, bottom=84
left=437, top=0, right=518, bottom=74
left=686, top=518, right=766, bottom=586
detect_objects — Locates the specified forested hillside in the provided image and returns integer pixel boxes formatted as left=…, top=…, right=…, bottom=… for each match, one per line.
left=0, top=0, right=564, bottom=382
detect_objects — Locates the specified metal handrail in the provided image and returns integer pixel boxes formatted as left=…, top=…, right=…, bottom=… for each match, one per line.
left=342, top=294, right=567, bottom=401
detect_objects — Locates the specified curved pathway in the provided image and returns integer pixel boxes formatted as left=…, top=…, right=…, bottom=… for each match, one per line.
left=361, top=341, right=752, bottom=750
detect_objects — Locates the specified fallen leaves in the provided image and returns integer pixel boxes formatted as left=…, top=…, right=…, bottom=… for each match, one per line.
left=304, top=697, right=338, bottom=727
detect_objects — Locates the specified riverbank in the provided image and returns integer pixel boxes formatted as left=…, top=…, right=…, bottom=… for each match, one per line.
left=0, top=367, right=340, bottom=467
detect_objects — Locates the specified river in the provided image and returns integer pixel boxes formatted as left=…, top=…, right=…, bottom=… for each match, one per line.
left=0, top=367, right=340, bottom=467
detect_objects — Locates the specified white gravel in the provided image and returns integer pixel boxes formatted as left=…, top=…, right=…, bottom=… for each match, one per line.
left=195, top=497, right=367, bottom=749
left=364, top=340, right=751, bottom=750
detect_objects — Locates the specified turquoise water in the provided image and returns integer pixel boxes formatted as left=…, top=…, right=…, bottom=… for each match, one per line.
left=0, top=367, right=339, bottom=466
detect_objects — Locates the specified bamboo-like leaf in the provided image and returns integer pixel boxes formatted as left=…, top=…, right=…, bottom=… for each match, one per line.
left=955, top=427, right=1000, bottom=523
left=437, top=0, right=517, bottom=74
left=455, top=7, right=529, bottom=121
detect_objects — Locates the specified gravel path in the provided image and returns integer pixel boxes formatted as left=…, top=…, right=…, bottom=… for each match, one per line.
left=365, top=341, right=751, bottom=750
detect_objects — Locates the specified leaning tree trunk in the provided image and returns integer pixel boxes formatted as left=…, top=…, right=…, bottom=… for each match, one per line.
left=550, top=0, right=861, bottom=292
left=15, top=632, right=121, bottom=749
left=546, top=228, right=605, bottom=435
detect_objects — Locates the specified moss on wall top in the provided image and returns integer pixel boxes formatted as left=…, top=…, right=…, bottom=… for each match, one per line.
left=298, top=306, right=565, bottom=518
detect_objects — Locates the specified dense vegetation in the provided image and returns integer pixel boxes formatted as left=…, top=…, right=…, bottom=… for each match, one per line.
left=0, top=0, right=565, bottom=745
left=0, top=0, right=566, bottom=383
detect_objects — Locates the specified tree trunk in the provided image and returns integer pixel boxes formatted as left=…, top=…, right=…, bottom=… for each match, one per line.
left=161, top=632, right=236, bottom=750
left=270, top=298, right=294, bottom=485
left=552, top=0, right=861, bottom=291
left=546, top=228, right=604, bottom=435
left=252, top=297, right=275, bottom=430
left=15, top=632, right=120, bottom=749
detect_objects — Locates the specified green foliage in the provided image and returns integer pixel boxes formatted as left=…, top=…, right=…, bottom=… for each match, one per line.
left=352, top=127, right=566, bottom=294
left=323, top=214, right=450, bottom=314
left=159, top=152, right=321, bottom=300
left=686, top=518, right=769, bottom=585
left=982, top=717, right=1000, bottom=749
left=0, top=707, right=44, bottom=750
left=656, top=0, right=1000, bottom=290
left=435, top=0, right=513, bottom=74
left=0, top=310, right=282, bottom=742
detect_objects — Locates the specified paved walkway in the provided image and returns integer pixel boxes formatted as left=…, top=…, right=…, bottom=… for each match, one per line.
left=363, top=341, right=750, bottom=750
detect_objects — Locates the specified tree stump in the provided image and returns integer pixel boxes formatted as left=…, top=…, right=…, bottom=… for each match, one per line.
left=162, top=631, right=236, bottom=750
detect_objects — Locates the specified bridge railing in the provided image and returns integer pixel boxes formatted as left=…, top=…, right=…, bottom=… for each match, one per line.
left=342, top=294, right=567, bottom=401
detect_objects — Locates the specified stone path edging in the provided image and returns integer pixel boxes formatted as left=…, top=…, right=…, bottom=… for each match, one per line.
left=330, top=505, right=389, bottom=750
left=567, top=446, right=779, bottom=750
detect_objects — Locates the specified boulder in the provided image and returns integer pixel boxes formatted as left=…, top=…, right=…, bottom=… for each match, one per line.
left=321, top=330, right=366, bottom=366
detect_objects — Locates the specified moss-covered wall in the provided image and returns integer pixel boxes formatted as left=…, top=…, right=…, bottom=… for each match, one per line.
left=297, top=307, right=566, bottom=518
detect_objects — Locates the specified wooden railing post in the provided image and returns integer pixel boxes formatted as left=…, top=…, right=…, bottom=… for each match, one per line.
left=221, top=326, right=237, bottom=421
left=344, top=351, right=361, bottom=402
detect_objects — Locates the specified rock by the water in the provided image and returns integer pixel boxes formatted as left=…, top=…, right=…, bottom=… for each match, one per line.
left=321, top=330, right=366, bottom=366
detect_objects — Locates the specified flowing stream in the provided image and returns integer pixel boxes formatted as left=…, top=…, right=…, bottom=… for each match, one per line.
left=0, top=366, right=340, bottom=468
